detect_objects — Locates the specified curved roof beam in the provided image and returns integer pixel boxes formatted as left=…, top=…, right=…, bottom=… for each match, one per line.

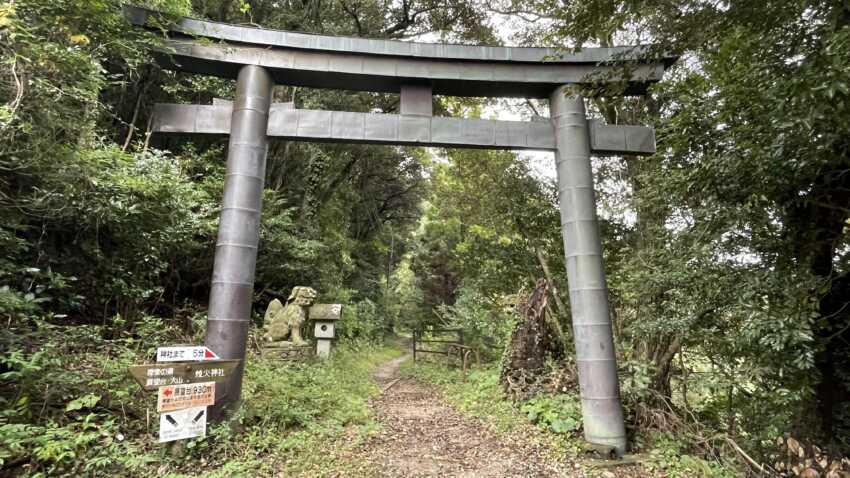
left=125, top=5, right=675, bottom=97
left=125, top=5, right=670, bottom=65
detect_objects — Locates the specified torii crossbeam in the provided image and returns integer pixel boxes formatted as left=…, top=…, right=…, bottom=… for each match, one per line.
left=126, top=5, right=675, bottom=455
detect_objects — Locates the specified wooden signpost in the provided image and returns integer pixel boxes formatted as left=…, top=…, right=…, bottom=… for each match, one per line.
left=128, top=360, right=239, bottom=391
left=129, top=346, right=239, bottom=443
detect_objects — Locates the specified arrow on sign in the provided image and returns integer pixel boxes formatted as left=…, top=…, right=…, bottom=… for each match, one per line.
left=157, top=382, right=215, bottom=412
left=159, top=405, right=207, bottom=443
left=165, top=414, right=179, bottom=427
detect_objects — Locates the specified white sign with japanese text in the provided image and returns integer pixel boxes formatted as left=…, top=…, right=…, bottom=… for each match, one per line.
left=159, top=405, right=207, bottom=442
left=156, top=346, right=219, bottom=362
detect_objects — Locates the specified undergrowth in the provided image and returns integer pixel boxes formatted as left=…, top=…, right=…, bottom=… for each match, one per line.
left=0, top=317, right=398, bottom=477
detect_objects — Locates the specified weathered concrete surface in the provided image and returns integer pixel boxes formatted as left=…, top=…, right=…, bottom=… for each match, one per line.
left=551, top=92, right=626, bottom=454
left=261, top=342, right=315, bottom=362
left=152, top=103, right=657, bottom=155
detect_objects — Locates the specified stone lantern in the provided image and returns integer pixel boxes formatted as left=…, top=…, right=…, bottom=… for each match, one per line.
left=309, top=303, right=342, bottom=358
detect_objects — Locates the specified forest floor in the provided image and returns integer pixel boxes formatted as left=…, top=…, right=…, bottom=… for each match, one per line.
left=339, top=353, right=649, bottom=478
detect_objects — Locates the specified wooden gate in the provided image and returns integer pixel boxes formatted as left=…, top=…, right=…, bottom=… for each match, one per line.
left=412, top=328, right=477, bottom=372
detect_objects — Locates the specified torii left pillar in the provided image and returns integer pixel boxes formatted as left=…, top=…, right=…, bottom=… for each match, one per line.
left=205, top=65, right=272, bottom=419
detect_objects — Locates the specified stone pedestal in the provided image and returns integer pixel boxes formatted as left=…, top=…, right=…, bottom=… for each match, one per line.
left=316, top=339, right=332, bottom=358
left=262, top=342, right=314, bottom=362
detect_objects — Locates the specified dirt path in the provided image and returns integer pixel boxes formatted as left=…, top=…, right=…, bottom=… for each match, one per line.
left=355, top=354, right=586, bottom=478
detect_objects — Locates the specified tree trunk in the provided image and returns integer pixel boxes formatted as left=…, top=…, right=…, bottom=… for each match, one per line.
left=592, top=96, right=675, bottom=399
left=785, top=158, right=850, bottom=448
left=814, top=273, right=850, bottom=444
left=501, top=279, right=559, bottom=399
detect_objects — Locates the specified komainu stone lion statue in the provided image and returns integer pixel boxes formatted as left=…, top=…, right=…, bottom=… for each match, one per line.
left=262, top=286, right=318, bottom=345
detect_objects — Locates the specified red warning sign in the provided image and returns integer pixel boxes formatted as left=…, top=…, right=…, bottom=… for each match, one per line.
left=157, top=382, right=215, bottom=412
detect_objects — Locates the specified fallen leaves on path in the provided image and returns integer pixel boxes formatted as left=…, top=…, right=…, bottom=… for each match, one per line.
left=354, top=355, right=586, bottom=477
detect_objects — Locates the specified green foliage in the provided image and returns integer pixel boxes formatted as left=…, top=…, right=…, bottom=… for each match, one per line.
left=1, top=145, right=220, bottom=321
left=486, top=0, right=850, bottom=460
left=0, top=286, right=43, bottom=321
left=434, top=286, right=517, bottom=358
left=0, top=0, right=507, bottom=472
left=145, top=0, right=192, bottom=17
left=7, top=0, right=849, bottom=471
left=256, top=198, right=326, bottom=289
left=520, top=394, right=581, bottom=435
left=0, top=417, right=148, bottom=475
left=0, top=315, right=397, bottom=475
left=0, top=320, right=167, bottom=474
left=405, top=147, right=566, bottom=354
left=410, top=148, right=563, bottom=311
left=383, top=257, right=426, bottom=331
left=643, top=432, right=737, bottom=478
left=199, top=343, right=400, bottom=476
left=1, top=0, right=444, bottom=332
left=242, top=344, right=396, bottom=431
left=337, top=299, right=386, bottom=342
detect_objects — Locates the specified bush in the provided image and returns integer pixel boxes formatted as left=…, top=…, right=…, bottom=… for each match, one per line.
left=338, top=299, right=386, bottom=342
left=520, top=393, right=582, bottom=435
left=0, top=319, right=164, bottom=475
left=434, top=287, right=516, bottom=359
left=644, top=432, right=738, bottom=478
left=242, top=345, right=394, bottom=430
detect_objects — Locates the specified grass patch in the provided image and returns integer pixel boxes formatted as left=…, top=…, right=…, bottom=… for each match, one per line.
left=244, top=343, right=399, bottom=477
left=162, top=341, right=401, bottom=477
left=1, top=318, right=400, bottom=477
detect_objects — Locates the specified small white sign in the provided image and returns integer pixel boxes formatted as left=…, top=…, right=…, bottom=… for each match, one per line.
left=159, top=405, right=207, bottom=443
left=156, top=346, right=219, bottom=362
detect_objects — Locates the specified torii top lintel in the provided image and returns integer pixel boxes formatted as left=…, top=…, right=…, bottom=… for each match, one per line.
left=124, top=5, right=675, bottom=98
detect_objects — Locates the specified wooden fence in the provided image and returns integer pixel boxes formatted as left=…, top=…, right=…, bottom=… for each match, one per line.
left=412, top=328, right=479, bottom=372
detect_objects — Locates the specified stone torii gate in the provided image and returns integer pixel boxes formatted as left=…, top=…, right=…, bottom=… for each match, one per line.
left=126, top=5, right=673, bottom=455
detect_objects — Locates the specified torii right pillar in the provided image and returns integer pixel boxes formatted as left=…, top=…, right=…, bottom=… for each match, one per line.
left=550, top=89, right=627, bottom=455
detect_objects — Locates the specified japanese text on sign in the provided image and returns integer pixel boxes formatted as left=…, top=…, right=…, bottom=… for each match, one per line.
left=193, top=367, right=226, bottom=379
left=129, top=360, right=239, bottom=391
left=157, top=382, right=215, bottom=412
left=157, top=346, right=219, bottom=362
